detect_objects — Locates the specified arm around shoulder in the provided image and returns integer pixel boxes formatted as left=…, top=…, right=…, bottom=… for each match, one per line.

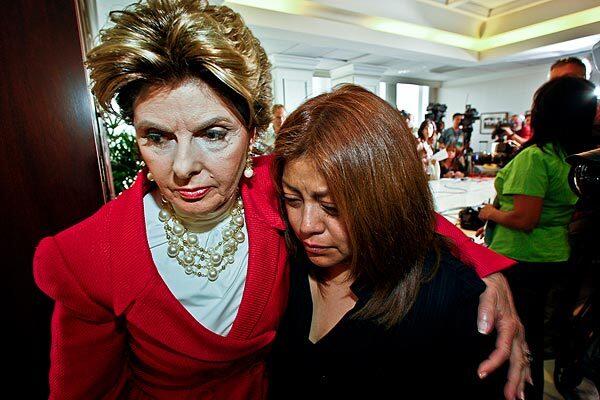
left=434, top=213, right=515, bottom=277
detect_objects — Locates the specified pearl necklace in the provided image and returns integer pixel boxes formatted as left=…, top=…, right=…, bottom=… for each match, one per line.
left=158, top=197, right=246, bottom=282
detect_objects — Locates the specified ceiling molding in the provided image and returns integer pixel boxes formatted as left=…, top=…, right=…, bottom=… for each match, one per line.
left=488, top=0, right=554, bottom=20
left=476, top=7, right=600, bottom=51
left=442, top=63, right=549, bottom=87
left=479, top=23, right=600, bottom=61
left=269, top=54, right=321, bottom=70
left=419, top=0, right=555, bottom=20
left=418, top=0, right=488, bottom=20
left=330, top=63, right=388, bottom=79
left=447, top=0, right=471, bottom=9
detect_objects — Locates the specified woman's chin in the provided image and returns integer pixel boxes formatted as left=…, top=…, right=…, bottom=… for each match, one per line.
left=306, top=254, right=338, bottom=269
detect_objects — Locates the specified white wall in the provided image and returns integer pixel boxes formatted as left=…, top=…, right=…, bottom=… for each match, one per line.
left=438, top=64, right=550, bottom=152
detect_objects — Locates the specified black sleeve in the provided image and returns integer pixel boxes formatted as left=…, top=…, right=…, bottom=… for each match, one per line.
left=448, top=264, right=507, bottom=399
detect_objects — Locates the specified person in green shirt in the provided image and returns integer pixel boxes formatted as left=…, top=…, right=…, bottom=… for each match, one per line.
left=478, top=76, right=597, bottom=400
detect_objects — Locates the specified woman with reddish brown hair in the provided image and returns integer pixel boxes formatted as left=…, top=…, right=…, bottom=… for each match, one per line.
left=269, top=85, right=515, bottom=399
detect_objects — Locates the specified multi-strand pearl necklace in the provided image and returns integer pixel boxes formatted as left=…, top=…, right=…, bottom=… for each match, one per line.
left=158, top=197, right=246, bottom=281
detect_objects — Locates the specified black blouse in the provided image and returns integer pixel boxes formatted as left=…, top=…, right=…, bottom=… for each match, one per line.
left=269, top=250, right=506, bottom=399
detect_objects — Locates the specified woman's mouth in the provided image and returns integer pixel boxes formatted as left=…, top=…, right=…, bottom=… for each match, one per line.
left=303, top=242, right=331, bottom=255
left=176, top=187, right=212, bottom=200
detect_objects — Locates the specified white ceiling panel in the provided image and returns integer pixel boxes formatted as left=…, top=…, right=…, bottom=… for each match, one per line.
left=321, top=49, right=369, bottom=61
left=349, top=54, right=400, bottom=65
left=283, top=44, right=338, bottom=58
left=316, top=59, right=348, bottom=70
left=259, top=38, right=297, bottom=54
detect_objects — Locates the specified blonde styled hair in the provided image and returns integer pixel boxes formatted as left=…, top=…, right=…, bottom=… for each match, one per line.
left=86, top=0, right=272, bottom=131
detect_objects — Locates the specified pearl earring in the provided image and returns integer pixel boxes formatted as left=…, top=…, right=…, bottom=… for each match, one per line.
left=243, top=149, right=254, bottom=178
left=147, top=172, right=155, bottom=182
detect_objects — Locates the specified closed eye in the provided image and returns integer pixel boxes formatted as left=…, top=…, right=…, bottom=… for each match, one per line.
left=321, top=204, right=339, bottom=216
left=282, top=196, right=301, bottom=208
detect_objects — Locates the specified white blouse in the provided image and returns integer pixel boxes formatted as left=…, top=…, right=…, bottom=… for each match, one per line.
left=143, top=192, right=248, bottom=336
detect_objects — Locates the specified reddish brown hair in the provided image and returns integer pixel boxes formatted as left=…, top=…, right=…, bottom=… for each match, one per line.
left=273, top=84, right=439, bottom=328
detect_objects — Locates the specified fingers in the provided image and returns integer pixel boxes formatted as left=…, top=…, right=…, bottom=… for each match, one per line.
left=523, top=342, right=534, bottom=387
left=503, top=333, right=525, bottom=400
left=513, top=340, right=532, bottom=400
left=478, top=339, right=511, bottom=380
left=478, top=318, right=516, bottom=377
left=477, top=287, right=497, bottom=335
left=516, top=365, right=531, bottom=400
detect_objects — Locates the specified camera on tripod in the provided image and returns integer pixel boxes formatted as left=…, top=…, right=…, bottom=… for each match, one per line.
left=425, top=103, right=447, bottom=128
left=461, top=105, right=480, bottom=149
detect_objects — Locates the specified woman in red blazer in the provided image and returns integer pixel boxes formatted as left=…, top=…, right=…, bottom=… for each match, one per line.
left=34, top=1, right=528, bottom=398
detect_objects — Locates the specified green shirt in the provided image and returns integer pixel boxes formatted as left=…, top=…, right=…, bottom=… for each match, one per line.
left=488, top=143, right=577, bottom=262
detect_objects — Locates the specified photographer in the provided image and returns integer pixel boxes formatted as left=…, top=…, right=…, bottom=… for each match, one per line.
left=438, top=112, right=465, bottom=153
left=500, top=113, right=532, bottom=146
left=491, top=123, right=521, bottom=166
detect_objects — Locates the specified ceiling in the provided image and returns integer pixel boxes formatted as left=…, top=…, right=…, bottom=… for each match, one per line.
left=93, top=0, right=600, bottom=83
left=420, top=0, right=554, bottom=19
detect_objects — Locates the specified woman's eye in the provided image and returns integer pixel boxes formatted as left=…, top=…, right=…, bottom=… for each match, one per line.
left=145, top=130, right=164, bottom=143
left=283, top=196, right=301, bottom=207
left=205, top=129, right=227, bottom=141
left=322, top=204, right=339, bottom=216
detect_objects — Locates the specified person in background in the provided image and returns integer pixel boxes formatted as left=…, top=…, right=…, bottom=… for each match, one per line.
left=272, top=104, right=286, bottom=134
left=438, top=113, right=465, bottom=153
left=492, top=119, right=531, bottom=147
left=478, top=77, right=598, bottom=400
left=510, top=114, right=523, bottom=133
left=271, top=84, right=510, bottom=399
left=502, top=112, right=532, bottom=146
left=436, top=120, right=446, bottom=135
left=417, top=119, right=440, bottom=179
left=517, top=111, right=532, bottom=143
left=440, top=144, right=466, bottom=178
left=399, top=110, right=417, bottom=137
left=490, top=124, right=521, bottom=168
left=549, top=57, right=587, bottom=80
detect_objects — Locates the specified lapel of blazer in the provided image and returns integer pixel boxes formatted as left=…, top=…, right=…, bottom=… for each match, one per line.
left=228, top=155, right=286, bottom=340
left=109, top=170, right=156, bottom=316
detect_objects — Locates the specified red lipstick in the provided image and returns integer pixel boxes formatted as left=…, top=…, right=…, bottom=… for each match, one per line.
left=177, top=187, right=211, bottom=200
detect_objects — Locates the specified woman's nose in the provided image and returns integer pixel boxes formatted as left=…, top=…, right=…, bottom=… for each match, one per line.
left=299, top=205, right=325, bottom=236
left=172, top=140, right=202, bottom=180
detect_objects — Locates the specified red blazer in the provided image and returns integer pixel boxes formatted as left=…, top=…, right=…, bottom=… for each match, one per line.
left=34, top=156, right=513, bottom=399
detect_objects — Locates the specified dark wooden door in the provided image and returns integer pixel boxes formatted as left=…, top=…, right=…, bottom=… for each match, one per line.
left=0, top=0, right=109, bottom=396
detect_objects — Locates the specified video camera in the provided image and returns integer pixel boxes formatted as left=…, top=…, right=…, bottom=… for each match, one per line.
left=461, top=105, right=480, bottom=147
left=424, top=103, right=447, bottom=127
left=568, top=148, right=600, bottom=199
